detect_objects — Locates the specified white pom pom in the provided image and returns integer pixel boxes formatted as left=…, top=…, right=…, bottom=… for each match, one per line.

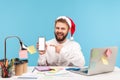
left=70, top=36, right=74, bottom=40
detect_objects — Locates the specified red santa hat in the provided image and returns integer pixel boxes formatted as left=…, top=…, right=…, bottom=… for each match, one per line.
left=56, top=16, right=76, bottom=40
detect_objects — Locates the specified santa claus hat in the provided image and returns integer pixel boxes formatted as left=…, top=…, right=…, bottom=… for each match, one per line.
left=56, top=16, right=76, bottom=40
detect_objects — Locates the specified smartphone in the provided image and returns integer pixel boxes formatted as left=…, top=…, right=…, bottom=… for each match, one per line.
left=38, top=37, right=45, bottom=50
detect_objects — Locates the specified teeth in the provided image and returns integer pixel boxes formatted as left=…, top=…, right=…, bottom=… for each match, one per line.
left=58, top=34, right=62, bottom=35
left=58, top=35, right=62, bottom=36
left=57, top=34, right=61, bottom=35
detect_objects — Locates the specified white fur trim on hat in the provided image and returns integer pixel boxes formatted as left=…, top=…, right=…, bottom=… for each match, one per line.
left=56, top=16, right=71, bottom=28
left=70, top=36, right=74, bottom=40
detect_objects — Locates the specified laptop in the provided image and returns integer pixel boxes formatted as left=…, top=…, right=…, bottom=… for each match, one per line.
left=69, top=46, right=118, bottom=76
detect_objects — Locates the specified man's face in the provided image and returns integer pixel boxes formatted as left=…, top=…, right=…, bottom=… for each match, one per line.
left=54, top=22, right=69, bottom=42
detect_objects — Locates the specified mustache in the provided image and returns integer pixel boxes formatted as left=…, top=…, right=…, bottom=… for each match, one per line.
left=56, top=32, right=64, bottom=35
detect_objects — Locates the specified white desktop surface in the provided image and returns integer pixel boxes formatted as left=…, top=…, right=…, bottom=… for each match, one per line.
left=1, top=66, right=120, bottom=80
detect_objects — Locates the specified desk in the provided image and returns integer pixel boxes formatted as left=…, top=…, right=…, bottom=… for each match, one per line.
left=1, top=66, right=120, bottom=80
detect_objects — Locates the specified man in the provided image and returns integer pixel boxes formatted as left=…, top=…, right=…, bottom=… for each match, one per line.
left=37, top=16, right=85, bottom=67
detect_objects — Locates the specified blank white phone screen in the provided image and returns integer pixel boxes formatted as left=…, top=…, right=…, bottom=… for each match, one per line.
left=39, top=37, right=45, bottom=50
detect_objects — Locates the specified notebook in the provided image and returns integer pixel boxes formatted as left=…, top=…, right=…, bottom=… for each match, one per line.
left=69, top=46, right=118, bottom=75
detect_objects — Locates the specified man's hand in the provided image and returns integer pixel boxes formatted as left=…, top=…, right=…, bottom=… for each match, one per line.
left=36, top=42, right=47, bottom=55
left=50, top=44, right=63, bottom=53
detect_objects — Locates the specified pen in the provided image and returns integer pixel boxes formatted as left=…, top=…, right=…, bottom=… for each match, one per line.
left=17, top=76, right=38, bottom=79
left=66, top=67, right=80, bottom=71
left=32, top=67, right=35, bottom=73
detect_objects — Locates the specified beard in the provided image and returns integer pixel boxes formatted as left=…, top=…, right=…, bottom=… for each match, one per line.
left=55, top=32, right=68, bottom=42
